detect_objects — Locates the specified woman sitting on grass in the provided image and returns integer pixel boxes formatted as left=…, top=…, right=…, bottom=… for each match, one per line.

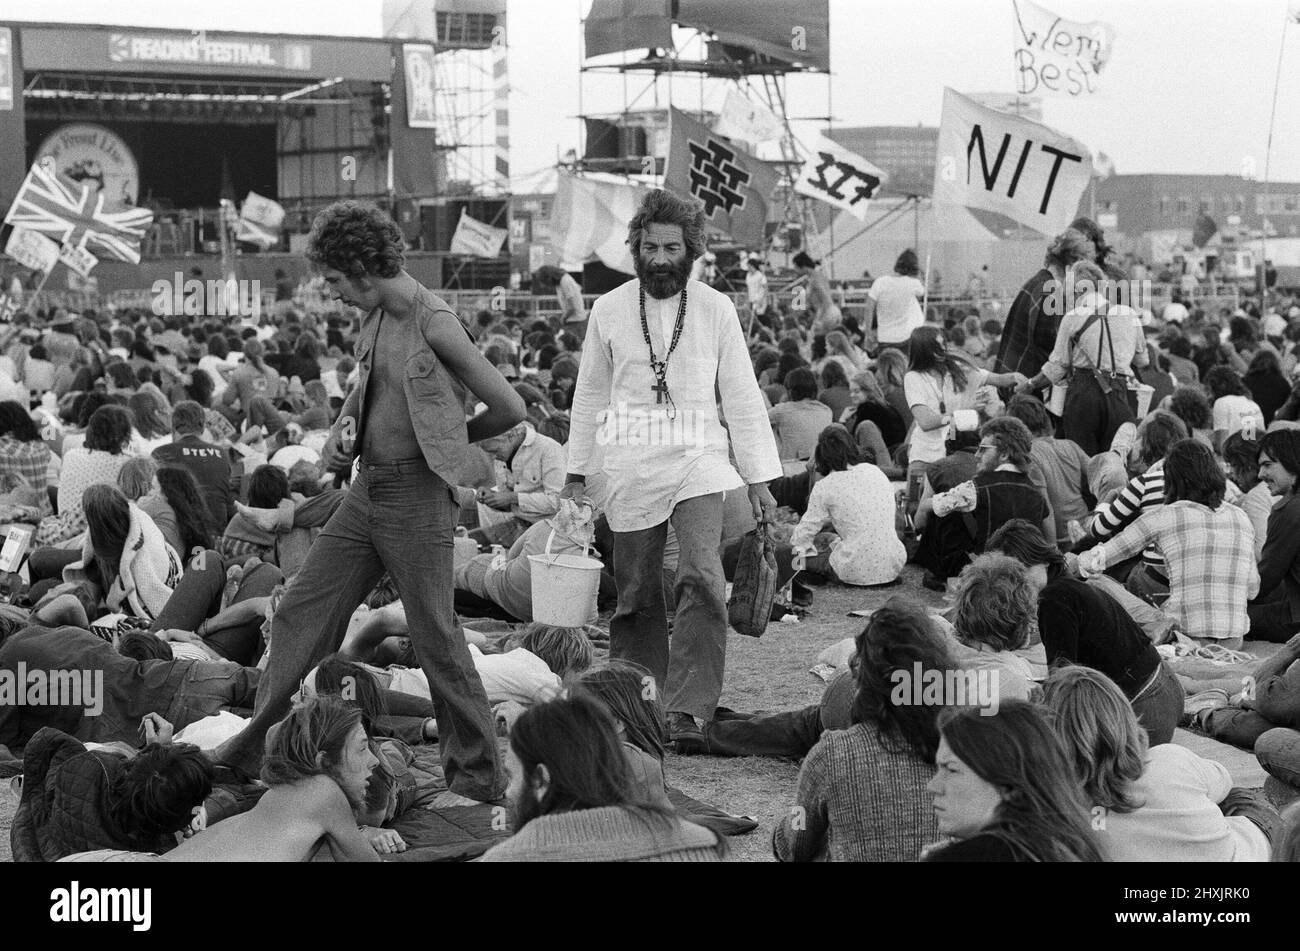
left=924, top=701, right=1102, bottom=862
left=1041, top=665, right=1275, bottom=861
left=571, top=661, right=672, bottom=811
left=773, top=599, right=950, bottom=862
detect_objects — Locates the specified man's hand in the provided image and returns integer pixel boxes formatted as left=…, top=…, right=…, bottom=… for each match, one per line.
left=748, top=482, right=777, bottom=524
left=140, top=713, right=175, bottom=746
left=560, top=478, right=588, bottom=505
left=320, top=429, right=352, bottom=472
left=364, top=827, right=407, bottom=856
left=481, top=489, right=516, bottom=511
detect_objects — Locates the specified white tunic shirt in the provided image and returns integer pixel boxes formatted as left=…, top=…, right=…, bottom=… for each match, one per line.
left=568, top=279, right=782, bottom=532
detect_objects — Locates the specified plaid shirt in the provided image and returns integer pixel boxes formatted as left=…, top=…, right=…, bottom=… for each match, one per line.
left=0, top=436, right=56, bottom=508
left=1097, top=500, right=1259, bottom=641
left=995, top=268, right=1058, bottom=376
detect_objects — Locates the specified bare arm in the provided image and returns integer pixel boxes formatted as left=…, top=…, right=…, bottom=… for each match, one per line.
left=310, top=779, right=382, bottom=863
left=426, top=311, right=525, bottom=442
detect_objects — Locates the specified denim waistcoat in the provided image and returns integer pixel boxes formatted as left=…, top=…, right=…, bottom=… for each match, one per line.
left=352, top=285, right=471, bottom=486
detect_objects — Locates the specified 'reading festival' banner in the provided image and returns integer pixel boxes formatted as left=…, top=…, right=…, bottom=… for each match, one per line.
left=1012, top=0, right=1116, bottom=98
left=932, top=87, right=1093, bottom=236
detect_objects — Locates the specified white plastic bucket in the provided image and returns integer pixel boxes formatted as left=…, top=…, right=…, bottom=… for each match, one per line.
left=1134, top=383, right=1155, bottom=418
left=527, top=530, right=602, bottom=627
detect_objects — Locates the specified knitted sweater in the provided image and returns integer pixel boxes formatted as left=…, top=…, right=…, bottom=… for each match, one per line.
left=773, top=722, right=938, bottom=862
left=477, top=805, right=721, bottom=862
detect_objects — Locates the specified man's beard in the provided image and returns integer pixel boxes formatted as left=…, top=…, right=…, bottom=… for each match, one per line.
left=508, top=788, right=541, bottom=832
left=636, top=254, right=692, bottom=300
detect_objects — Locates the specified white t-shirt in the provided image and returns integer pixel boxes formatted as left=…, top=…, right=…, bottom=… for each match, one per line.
left=868, top=274, right=925, bottom=344
left=904, top=367, right=989, bottom=464
left=1212, top=394, right=1265, bottom=438
left=1161, top=302, right=1189, bottom=324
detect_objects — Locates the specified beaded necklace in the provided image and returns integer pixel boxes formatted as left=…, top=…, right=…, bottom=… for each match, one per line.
left=639, top=285, right=687, bottom=419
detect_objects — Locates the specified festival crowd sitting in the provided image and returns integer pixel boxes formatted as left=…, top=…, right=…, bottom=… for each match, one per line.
left=4, top=201, right=1300, bottom=864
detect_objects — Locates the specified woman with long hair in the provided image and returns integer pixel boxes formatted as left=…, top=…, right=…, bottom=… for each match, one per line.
left=35, top=404, right=136, bottom=550
left=155, top=466, right=215, bottom=557
left=1041, top=665, right=1274, bottom=861
left=874, top=346, right=914, bottom=431
left=925, top=701, right=1103, bottom=862
left=1245, top=348, right=1290, bottom=425
left=61, top=482, right=183, bottom=622
left=220, top=338, right=281, bottom=419
left=128, top=389, right=172, bottom=452
left=842, top=370, right=907, bottom=456
left=865, top=248, right=925, bottom=352
left=773, top=599, right=951, bottom=861
left=816, top=359, right=853, bottom=420
left=904, top=324, right=1024, bottom=474
left=571, top=660, right=673, bottom=811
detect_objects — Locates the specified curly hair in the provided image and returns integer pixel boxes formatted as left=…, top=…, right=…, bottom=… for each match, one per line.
left=952, top=552, right=1035, bottom=652
left=979, top=416, right=1034, bottom=470
left=1168, top=386, right=1212, bottom=432
left=307, top=201, right=406, bottom=279
left=813, top=423, right=864, bottom=475
left=626, top=189, right=707, bottom=263
left=1163, top=438, right=1226, bottom=508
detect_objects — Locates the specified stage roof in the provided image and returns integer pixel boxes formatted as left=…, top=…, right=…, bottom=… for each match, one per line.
left=9, top=22, right=394, bottom=82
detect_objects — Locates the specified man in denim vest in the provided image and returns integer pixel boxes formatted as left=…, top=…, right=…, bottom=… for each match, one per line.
left=217, top=202, right=525, bottom=801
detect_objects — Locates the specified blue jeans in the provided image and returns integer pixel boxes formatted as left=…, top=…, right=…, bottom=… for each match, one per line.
left=216, top=459, right=503, bottom=800
left=611, top=493, right=726, bottom=721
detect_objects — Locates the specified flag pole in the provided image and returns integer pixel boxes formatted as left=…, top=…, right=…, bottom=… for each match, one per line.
left=1260, top=11, right=1292, bottom=315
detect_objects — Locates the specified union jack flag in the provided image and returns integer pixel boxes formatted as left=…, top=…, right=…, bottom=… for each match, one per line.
left=3, top=161, right=153, bottom=264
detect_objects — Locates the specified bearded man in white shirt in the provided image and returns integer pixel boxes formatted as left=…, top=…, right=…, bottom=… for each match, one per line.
left=564, top=190, right=782, bottom=751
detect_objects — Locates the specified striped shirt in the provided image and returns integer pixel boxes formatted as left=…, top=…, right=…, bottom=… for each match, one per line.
left=1093, top=459, right=1166, bottom=575
left=1096, top=501, right=1260, bottom=641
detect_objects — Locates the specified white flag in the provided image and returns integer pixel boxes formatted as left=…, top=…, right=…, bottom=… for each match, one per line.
left=449, top=209, right=508, bottom=258
left=1013, top=0, right=1116, bottom=98
left=236, top=192, right=285, bottom=250
left=58, top=242, right=98, bottom=277
left=4, top=225, right=60, bottom=273
left=794, top=136, right=888, bottom=221
left=932, top=88, right=1093, bottom=235
left=713, top=88, right=785, bottom=144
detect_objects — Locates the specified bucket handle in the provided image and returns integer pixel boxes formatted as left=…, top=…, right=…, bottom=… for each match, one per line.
left=544, top=527, right=592, bottom=563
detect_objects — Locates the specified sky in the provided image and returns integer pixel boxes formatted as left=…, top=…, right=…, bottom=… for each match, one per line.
left=6, top=0, right=1300, bottom=185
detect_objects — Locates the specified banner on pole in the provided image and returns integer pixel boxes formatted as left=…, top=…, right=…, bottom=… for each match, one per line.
left=58, top=242, right=98, bottom=277
left=932, top=87, right=1093, bottom=235
left=794, top=135, right=888, bottom=222
left=449, top=209, right=508, bottom=258
left=665, top=108, right=777, bottom=247
left=4, top=226, right=61, bottom=273
left=713, top=88, right=785, bottom=145
left=1013, top=0, right=1116, bottom=98
left=403, top=44, right=437, bottom=129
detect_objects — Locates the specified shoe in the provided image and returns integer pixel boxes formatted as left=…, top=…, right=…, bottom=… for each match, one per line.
left=1181, top=688, right=1229, bottom=728
left=922, top=571, right=947, bottom=593
left=667, top=712, right=707, bottom=755
left=1109, top=421, right=1137, bottom=458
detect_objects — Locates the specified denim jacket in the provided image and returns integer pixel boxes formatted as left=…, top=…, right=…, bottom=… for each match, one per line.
left=352, top=285, right=472, bottom=487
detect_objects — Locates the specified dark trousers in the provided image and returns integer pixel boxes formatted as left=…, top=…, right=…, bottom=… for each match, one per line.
left=1247, top=592, right=1300, bottom=644
left=215, top=459, right=502, bottom=800
left=1059, top=372, right=1136, bottom=457
left=702, top=671, right=855, bottom=757
left=611, top=493, right=726, bottom=722
left=1131, top=662, right=1184, bottom=747
left=149, top=551, right=284, bottom=666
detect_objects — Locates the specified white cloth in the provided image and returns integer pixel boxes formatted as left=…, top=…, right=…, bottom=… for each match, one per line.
left=567, top=279, right=781, bottom=532
left=174, top=710, right=248, bottom=750
left=867, top=274, right=925, bottom=344
left=1161, top=302, right=1189, bottom=324
left=745, top=269, right=768, bottom=315
left=1094, top=744, right=1270, bottom=862
left=789, top=462, right=906, bottom=585
left=1212, top=395, right=1265, bottom=439
left=383, top=645, right=561, bottom=707
left=63, top=504, right=182, bottom=620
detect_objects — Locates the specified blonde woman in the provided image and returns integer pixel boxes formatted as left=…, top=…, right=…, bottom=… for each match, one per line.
left=1041, top=665, right=1275, bottom=862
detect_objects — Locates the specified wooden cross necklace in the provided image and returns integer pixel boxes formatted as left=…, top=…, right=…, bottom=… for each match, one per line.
left=639, top=285, right=687, bottom=419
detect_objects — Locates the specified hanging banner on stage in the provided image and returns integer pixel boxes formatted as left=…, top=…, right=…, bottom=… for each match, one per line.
left=713, top=88, right=784, bottom=145
left=4, top=226, right=61, bottom=274
left=932, top=87, right=1093, bottom=236
left=403, top=44, right=437, bottom=129
left=550, top=172, right=653, bottom=273
left=1013, top=0, right=1116, bottom=98
left=794, top=135, right=888, bottom=222
left=0, top=28, right=13, bottom=111
left=666, top=108, right=777, bottom=247
left=449, top=209, right=508, bottom=258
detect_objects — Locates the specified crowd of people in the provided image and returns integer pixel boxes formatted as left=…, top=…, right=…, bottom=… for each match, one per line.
left=2, top=191, right=1300, bottom=863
